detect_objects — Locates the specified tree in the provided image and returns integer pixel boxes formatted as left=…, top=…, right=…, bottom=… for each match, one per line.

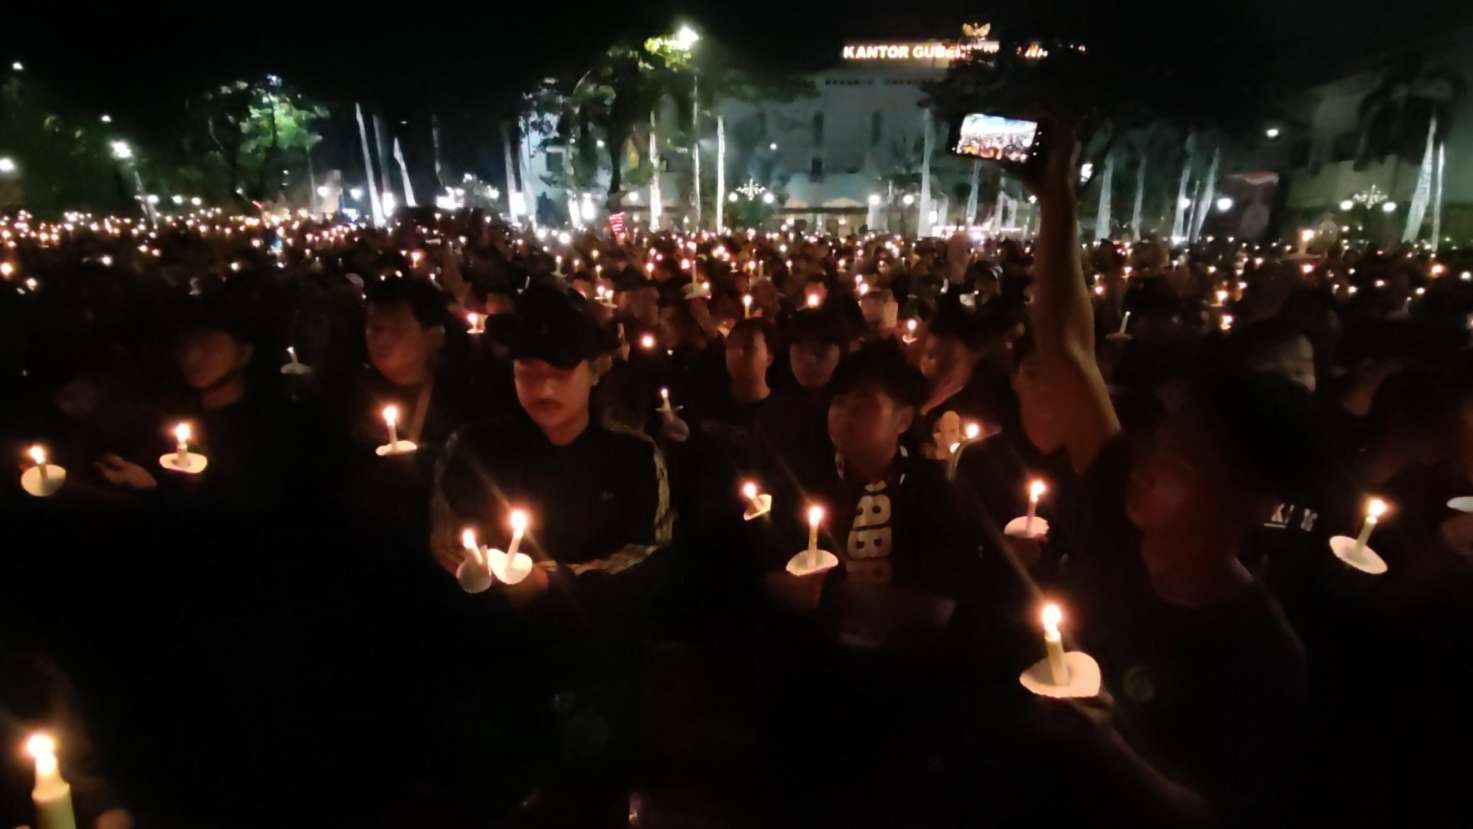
left=185, top=75, right=327, bottom=205
left=0, top=73, right=132, bottom=215
left=1353, top=53, right=1467, bottom=169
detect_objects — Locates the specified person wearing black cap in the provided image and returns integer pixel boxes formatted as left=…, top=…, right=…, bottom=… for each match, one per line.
left=430, top=286, right=673, bottom=614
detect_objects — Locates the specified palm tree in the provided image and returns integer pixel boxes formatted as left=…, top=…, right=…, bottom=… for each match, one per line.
left=1353, top=53, right=1467, bottom=169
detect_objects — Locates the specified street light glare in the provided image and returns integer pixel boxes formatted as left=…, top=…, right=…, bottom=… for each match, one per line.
left=674, top=25, right=701, bottom=50
left=110, top=140, right=133, bottom=160
left=0, top=157, right=16, bottom=174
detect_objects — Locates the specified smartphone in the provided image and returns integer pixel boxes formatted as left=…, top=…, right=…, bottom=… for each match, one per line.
left=951, top=113, right=1042, bottom=165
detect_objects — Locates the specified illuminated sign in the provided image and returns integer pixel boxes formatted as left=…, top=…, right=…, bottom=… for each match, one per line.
left=841, top=40, right=998, bottom=63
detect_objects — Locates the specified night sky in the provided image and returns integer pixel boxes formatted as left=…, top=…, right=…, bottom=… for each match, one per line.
left=5, top=0, right=1468, bottom=181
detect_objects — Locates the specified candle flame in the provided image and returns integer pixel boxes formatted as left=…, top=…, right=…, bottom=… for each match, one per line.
left=742, top=294, right=752, bottom=307
left=906, top=318, right=918, bottom=333
left=509, top=509, right=530, bottom=533
left=461, top=528, right=478, bottom=551
left=741, top=481, right=758, bottom=500
left=25, top=733, right=56, bottom=762
left=1041, top=603, right=1063, bottom=637
left=1367, top=498, right=1388, bottom=520
left=640, top=334, right=656, bottom=350
left=806, top=293, right=820, bottom=308
left=174, top=422, right=191, bottom=443
left=27, top=445, right=46, bottom=465
left=1029, top=479, right=1047, bottom=500
left=964, top=422, right=981, bottom=440
left=382, top=405, right=399, bottom=426
left=660, top=387, right=670, bottom=401
left=807, top=504, right=824, bottom=528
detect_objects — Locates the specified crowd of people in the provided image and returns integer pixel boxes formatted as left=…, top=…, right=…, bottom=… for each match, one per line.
left=3, top=128, right=1472, bottom=828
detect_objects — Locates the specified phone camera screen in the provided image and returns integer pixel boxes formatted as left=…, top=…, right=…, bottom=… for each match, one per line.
left=954, top=114, right=1039, bottom=164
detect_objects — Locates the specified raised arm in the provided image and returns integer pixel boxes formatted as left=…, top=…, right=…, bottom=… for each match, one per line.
left=1017, top=125, right=1121, bottom=473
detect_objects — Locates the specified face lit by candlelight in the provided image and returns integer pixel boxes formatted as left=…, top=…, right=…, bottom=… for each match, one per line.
left=365, top=300, right=444, bottom=387
left=513, top=358, right=595, bottom=443
left=176, top=329, right=252, bottom=393
left=790, top=340, right=842, bottom=391
left=725, top=323, right=774, bottom=388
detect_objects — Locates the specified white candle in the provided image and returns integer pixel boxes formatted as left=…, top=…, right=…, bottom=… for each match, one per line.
left=659, top=387, right=673, bottom=413
left=286, top=346, right=300, bottom=365
left=806, top=504, right=824, bottom=569
left=383, top=405, right=400, bottom=447
left=28, top=444, right=48, bottom=485
left=174, top=422, right=191, bottom=466
left=1026, top=479, right=1047, bottom=533
left=26, top=733, right=76, bottom=829
left=1041, top=603, right=1070, bottom=686
left=1353, top=497, right=1388, bottom=556
left=461, top=528, right=485, bottom=568
left=741, top=481, right=764, bottom=514
left=1117, top=310, right=1132, bottom=335
left=742, top=294, right=752, bottom=318
left=506, top=508, right=529, bottom=559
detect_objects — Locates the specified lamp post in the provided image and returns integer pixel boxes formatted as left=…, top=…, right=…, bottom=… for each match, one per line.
left=111, top=140, right=155, bottom=227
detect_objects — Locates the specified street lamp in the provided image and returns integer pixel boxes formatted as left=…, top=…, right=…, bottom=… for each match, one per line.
left=1339, top=199, right=1355, bottom=211
left=673, top=25, right=701, bottom=51
left=0, top=157, right=16, bottom=174
left=868, top=194, right=881, bottom=206
left=1381, top=201, right=1398, bottom=213
left=1264, top=127, right=1281, bottom=139
left=110, top=140, right=133, bottom=161
left=902, top=194, right=916, bottom=207
left=1215, top=196, right=1234, bottom=212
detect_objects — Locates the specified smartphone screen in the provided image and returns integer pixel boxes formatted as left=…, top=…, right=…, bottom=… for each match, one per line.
left=953, top=114, right=1039, bottom=164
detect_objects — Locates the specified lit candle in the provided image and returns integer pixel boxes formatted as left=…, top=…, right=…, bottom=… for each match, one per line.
left=507, top=508, right=528, bottom=559
left=383, top=405, right=400, bottom=447
left=28, top=444, right=49, bottom=486
left=286, top=345, right=300, bottom=365
left=742, top=481, right=764, bottom=514
left=1041, top=604, right=1070, bottom=686
left=25, top=733, right=76, bottom=829
left=174, top=422, right=191, bottom=466
left=1117, top=310, right=1132, bottom=336
left=659, top=386, right=673, bottom=414
left=742, top=294, right=752, bottom=318
left=806, top=504, right=824, bottom=569
left=1026, top=479, right=1047, bottom=533
left=806, top=292, right=821, bottom=308
left=461, top=528, right=486, bottom=569
left=1353, top=497, right=1387, bottom=556
left=639, top=333, right=657, bottom=351
left=467, top=311, right=483, bottom=334
left=903, top=318, right=918, bottom=343
left=964, top=421, right=981, bottom=441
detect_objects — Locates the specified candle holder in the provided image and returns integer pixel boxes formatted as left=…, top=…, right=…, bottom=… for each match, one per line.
left=1004, top=515, right=1051, bottom=540
left=159, top=452, right=208, bottom=474
left=785, top=548, right=839, bottom=578
left=1328, top=536, right=1388, bottom=575
left=1447, top=496, right=1473, bottom=513
left=1018, top=651, right=1103, bottom=699
left=375, top=440, right=418, bottom=457
left=19, top=464, right=66, bottom=498
left=488, top=549, right=535, bottom=585
left=1103, top=331, right=1133, bottom=343
left=280, top=361, right=313, bottom=376
left=742, top=493, right=773, bottom=522
left=455, top=556, right=495, bottom=594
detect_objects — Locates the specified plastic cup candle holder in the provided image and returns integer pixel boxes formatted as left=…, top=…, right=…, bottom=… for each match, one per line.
left=1018, top=603, right=1102, bottom=699
left=159, top=422, right=208, bottom=474
left=488, top=509, right=534, bottom=585
left=1329, top=497, right=1389, bottom=575
left=20, top=444, right=66, bottom=498
left=1005, top=480, right=1051, bottom=539
left=1446, top=496, right=1473, bottom=513
left=740, top=481, right=772, bottom=521
left=455, top=528, right=495, bottom=594
left=280, top=345, right=312, bottom=376
left=786, top=505, right=839, bottom=577
left=375, top=405, right=418, bottom=456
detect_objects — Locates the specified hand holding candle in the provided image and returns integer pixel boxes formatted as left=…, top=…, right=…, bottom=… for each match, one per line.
left=26, top=733, right=76, bottom=829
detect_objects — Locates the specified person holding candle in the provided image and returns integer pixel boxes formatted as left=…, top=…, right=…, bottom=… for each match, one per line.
left=1018, top=118, right=1332, bottom=824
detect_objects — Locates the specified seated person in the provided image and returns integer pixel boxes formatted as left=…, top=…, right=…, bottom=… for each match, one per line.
left=430, top=287, right=673, bottom=626
left=757, top=307, right=845, bottom=491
